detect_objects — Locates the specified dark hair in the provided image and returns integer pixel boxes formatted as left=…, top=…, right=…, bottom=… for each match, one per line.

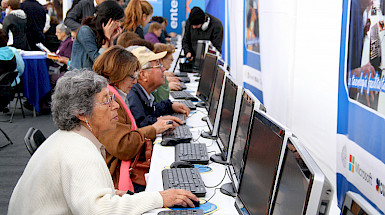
left=82, top=0, right=124, bottom=48
left=151, top=16, right=165, bottom=24
left=8, top=0, right=20, bottom=10
left=126, top=38, right=154, bottom=51
left=0, top=30, right=8, bottom=47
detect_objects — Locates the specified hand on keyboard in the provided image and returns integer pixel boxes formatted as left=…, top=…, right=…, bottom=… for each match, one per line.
left=172, top=102, right=191, bottom=116
left=159, top=189, right=199, bottom=208
left=158, top=115, right=184, bottom=125
left=152, top=119, right=176, bottom=134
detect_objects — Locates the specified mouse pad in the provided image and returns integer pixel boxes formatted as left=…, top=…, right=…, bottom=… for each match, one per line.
left=170, top=200, right=219, bottom=214
left=162, top=165, right=212, bottom=173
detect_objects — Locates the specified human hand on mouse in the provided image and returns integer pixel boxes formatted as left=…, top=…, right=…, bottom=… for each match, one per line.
left=159, top=189, right=199, bottom=208
left=157, top=115, right=184, bottom=126
left=152, top=119, right=175, bottom=134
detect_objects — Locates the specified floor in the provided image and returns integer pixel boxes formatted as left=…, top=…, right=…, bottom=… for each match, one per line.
left=0, top=101, right=57, bottom=214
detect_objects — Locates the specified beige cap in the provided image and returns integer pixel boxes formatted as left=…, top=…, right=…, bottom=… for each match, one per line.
left=129, top=46, right=167, bottom=68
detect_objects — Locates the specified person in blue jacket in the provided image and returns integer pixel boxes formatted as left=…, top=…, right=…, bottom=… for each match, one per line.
left=126, top=46, right=189, bottom=128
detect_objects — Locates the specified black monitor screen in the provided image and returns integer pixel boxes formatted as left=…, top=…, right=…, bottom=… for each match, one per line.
left=193, top=41, right=206, bottom=70
left=196, top=54, right=218, bottom=103
left=271, top=139, right=312, bottom=215
left=208, top=66, right=225, bottom=129
left=230, top=91, right=254, bottom=186
left=237, top=111, right=285, bottom=215
left=217, top=77, right=238, bottom=159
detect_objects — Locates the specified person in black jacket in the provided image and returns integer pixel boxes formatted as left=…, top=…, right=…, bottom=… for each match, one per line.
left=2, top=0, right=30, bottom=50
left=21, top=0, right=46, bottom=51
left=182, top=7, right=223, bottom=61
left=126, top=46, right=189, bottom=128
left=64, top=0, right=106, bottom=32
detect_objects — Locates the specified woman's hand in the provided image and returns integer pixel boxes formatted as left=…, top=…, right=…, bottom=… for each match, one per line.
left=167, top=76, right=181, bottom=82
left=102, top=19, right=121, bottom=45
left=157, top=115, right=184, bottom=126
left=169, top=82, right=182, bottom=91
left=152, top=119, right=175, bottom=134
left=159, top=189, right=199, bottom=208
left=57, top=56, right=69, bottom=64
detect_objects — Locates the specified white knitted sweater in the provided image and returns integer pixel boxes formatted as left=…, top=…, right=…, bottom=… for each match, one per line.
left=8, top=129, right=163, bottom=215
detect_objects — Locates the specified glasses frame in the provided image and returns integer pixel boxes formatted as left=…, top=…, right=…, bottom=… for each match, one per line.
left=95, top=94, right=116, bottom=107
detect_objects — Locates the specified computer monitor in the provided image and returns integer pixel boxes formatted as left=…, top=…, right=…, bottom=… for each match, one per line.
left=235, top=110, right=288, bottom=215
left=193, top=40, right=209, bottom=73
left=270, top=136, right=334, bottom=215
left=207, top=65, right=226, bottom=134
left=211, top=75, right=242, bottom=164
left=196, top=53, right=218, bottom=105
left=220, top=89, right=256, bottom=197
left=342, top=191, right=381, bottom=215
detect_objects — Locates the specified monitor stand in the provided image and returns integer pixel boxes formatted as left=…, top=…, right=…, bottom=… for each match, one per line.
left=220, top=183, right=236, bottom=197
left=201, top=131, right=217, bottom=140
left=210, top=153, right=228, bottom=165
left=195, top=102, right=206, bottom=108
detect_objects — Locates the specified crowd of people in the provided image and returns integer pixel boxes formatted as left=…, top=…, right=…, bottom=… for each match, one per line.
left=0, top=0, right=223, bottom=213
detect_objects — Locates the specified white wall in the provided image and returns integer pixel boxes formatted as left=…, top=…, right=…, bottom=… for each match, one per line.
left=229, top=0, right=343, bottom=212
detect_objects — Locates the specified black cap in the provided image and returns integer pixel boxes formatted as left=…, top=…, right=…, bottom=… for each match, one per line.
left=96, top=0, right=124, bottom=21
left=189, top=7, right=205, bottom=25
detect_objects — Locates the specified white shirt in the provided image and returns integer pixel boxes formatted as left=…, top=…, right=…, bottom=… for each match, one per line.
left=8, top=127, right=163, bottom=214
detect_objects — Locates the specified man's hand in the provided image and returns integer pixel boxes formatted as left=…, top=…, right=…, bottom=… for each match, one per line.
left=159, top=189, right=199, bottom=208
left=169, top=82, right=182, bottom=91
left=172, top=102, right=190, bottom=116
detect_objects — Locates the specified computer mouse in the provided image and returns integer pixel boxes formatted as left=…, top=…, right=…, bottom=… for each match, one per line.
left=187, top=97, right=199, bottom=101
left=172, top=198, right=200, bottom=208
left=170, top=160, right=194, bottom=168
left=161, top=138, right=180, bottom=146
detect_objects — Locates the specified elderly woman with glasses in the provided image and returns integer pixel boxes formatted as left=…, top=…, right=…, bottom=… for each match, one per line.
left=8, top=70, right=199, bottom=214
left=93, top=45, right=176, bottom=193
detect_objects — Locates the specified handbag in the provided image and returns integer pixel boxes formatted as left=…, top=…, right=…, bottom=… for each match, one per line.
left=129, top=138, right=153, bottom=186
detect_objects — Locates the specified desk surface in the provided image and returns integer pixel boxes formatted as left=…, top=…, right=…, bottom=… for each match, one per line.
left=143, top=71, right=239, bottom=214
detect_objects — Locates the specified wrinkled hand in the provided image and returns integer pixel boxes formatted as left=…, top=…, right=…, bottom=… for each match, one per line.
left=159, top=189, right=199, bottom=208
left=169, top=82, right=182, bottom=91
left=158, top=115, right=183, bottom=126
left=152, top=119, right=175, bottom=134
left=172, top=102, right=190, bottom=116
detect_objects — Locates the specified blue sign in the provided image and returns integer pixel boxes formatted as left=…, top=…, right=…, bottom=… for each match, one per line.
left=163, top=0, right=186, bottom=34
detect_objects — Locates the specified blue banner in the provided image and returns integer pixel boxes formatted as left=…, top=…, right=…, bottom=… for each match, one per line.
left=163, top=0, right=186, bottom=34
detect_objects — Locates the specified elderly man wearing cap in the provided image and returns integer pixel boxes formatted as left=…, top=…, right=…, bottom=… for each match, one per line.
left=182, top=6, right=223, bottom=61
left=127, top=46, right=190, bottom=128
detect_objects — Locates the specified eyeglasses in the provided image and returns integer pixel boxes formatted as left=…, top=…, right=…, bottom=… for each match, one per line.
left=143, top=60, right=163, bottom=70
left=128, top=74, right=137, bottom=81
left=96, top=94, right=115, bottom=107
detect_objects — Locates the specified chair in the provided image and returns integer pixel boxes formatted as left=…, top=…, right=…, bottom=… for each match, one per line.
left=24, top=127, right=46, bottom=155
left=0, top=128, right=13, bottom=149
left=0, top=71, right=25, bottom=122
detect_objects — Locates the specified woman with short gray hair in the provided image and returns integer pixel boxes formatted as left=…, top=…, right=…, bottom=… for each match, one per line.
left=8, top=69, right=198, bottom=214
left=55, top=23, right=73, bottom=65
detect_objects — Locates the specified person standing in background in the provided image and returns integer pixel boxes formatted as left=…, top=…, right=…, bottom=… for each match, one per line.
left=21, top=0, right=46, bottom=51
left=182, top=7, right=223, bottom=61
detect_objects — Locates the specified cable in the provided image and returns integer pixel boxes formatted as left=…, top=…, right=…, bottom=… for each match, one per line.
left=204, top=167, right=228, bottom=188
left=204, top=188, right=220, bottom=202
left=191, top=130, right=203, bottom=142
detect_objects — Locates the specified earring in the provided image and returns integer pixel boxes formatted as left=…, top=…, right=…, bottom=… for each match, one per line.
left=85, top=116, right=93, bottom=132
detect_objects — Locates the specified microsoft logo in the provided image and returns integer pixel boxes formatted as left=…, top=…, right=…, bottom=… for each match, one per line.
left=349, top=155, right=355, bottom=173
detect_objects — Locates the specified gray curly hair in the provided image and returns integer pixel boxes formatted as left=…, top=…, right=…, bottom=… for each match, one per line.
left=56, top=23, right=71, bottom=36
left=51, top=69, right=108, bottom=131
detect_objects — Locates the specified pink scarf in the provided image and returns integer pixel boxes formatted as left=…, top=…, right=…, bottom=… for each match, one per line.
left=107, top=85, right=136, bottom=193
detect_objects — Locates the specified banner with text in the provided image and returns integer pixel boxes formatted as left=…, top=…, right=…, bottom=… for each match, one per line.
left=163, top=0, right=186, bottom=35
left=338, top=0, right=385, bottom=213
